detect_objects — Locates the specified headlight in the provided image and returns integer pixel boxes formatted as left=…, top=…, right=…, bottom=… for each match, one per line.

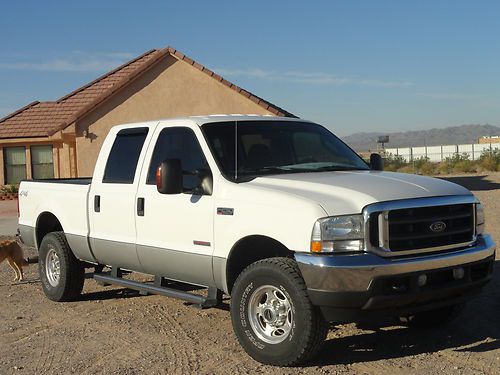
left=311, top=215, right=364, bottom=253
left=476, top=203, right=485, bottom=235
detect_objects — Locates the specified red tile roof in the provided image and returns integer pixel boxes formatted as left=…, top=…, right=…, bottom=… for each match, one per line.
left=0, top=47, right=295, bottom=139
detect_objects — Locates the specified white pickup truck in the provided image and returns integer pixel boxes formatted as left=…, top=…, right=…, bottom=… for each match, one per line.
left=18, top=115, right=495, bottom=366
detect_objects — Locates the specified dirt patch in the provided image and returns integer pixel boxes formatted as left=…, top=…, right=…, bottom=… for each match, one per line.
left=0, top=199, right=18, bottom=217
left=1, top=175, right=499, bottom=374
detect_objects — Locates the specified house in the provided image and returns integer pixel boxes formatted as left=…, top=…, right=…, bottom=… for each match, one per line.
left=0, top=46, right=294, bottom=184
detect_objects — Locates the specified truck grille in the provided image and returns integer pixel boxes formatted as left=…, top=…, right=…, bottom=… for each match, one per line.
left=370, top=203, right=475, bottom=253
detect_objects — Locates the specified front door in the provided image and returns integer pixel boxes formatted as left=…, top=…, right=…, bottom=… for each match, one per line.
left=135, top=124, right=215, bottom=287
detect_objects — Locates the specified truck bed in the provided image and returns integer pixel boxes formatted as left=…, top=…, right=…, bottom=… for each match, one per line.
left=18, top=179, right=94, bottom=262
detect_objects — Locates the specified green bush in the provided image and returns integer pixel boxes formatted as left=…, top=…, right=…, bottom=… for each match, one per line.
left=410, top=156, right=436, bottom=175
left=413, top=156, right=429, bottom=170
left=380, top=150, right=500, bottom=175
left=0, top=184, right=19, bottom=194
left=384, top=153, right=407, bottom=172
left=438, top=153, right=477, bottom=174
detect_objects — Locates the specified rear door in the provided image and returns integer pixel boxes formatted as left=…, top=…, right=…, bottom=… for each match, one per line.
left=135, top=121, right=215, bottom=287
left=89, top=125, right=155, bottom=271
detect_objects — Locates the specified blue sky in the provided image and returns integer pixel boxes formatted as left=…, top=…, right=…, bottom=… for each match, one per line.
left=1, top=1, right=499, bottom=136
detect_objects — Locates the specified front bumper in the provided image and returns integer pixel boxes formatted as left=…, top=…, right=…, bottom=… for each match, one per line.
left=295, top=235, right=496, bottom=323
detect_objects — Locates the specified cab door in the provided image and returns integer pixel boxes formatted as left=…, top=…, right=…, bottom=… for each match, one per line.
left=89, top=125, right=153, bottom=272
left=135, top=123, right=215, bottom=287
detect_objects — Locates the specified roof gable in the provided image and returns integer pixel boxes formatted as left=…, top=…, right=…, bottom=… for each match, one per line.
left=0, top=47, right=294, bottom=139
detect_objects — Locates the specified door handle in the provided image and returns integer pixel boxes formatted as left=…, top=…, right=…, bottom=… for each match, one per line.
left=94, top=195, right=100, bottom=212
left=137, top=197, right=145, bottom=216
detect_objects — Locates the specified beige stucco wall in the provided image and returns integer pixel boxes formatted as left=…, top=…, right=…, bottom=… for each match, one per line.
left=478, top=137, right=500, bottom=144
left=75, top=55, right=276, bottom=176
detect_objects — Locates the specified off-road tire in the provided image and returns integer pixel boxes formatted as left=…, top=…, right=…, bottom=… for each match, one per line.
left=39, top=231, right=85, bottom=302
left=400, top=304, right=464, bottom=328
left=230, top=257, right=328, bottom=366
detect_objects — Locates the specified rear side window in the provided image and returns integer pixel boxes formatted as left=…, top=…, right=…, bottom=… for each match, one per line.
left=103, top=128, right=148, bottom=184
left=146, top=127, right=209, bottom=190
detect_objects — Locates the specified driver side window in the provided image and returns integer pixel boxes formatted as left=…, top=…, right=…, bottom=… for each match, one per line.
left=146, top=127, right=210, bottom=190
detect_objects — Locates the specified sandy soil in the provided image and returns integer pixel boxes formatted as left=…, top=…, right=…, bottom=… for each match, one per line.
left=0, top=199, right=17, bottom=217
left=1, top=174, right=499, bottom=374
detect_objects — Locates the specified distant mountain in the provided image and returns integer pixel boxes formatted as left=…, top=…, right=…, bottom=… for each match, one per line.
left=341, top=124, right=500, bottom=152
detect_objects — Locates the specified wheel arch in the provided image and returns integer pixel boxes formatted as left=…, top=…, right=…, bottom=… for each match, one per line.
left=225, top=235, right=293, bottom=294
left=35, top=211, right=64, bottom=249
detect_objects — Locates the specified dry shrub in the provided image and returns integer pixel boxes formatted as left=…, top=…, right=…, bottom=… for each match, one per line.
left=438, top=161, right=453, bottom=175
left=479, top=156, right=498, bottom=171
left=397, top=165, right=414, bottom=174
left=453, top=160, right=476, bottom=173
left=419, top=162, right=436, bottom=175
left=384, top=154, right=407, bottom=172
left=478, top=149, right=500, bottom=172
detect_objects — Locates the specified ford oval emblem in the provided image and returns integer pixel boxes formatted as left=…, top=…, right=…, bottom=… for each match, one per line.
left=430, top=221, right=446, bottom=233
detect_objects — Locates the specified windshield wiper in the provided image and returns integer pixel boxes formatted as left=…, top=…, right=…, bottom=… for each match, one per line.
left=238, top=166, right=294, bottom=175
left=305, top=165, right=367, bottom=172
left=237, top=165, right=367, bottom=177
left=282, top=165, right=368, bottom=173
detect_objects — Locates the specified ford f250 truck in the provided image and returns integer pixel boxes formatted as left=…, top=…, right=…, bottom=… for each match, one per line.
left=18, top=115, right=495, bottom=366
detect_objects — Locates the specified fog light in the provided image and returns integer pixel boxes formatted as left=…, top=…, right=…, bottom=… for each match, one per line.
left=453, top=268, right=465, bottom=280
left=417, top=274, right=427, bottom=287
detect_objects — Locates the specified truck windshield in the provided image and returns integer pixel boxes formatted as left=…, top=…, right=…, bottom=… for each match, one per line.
left=202, top=120, right=369, bottom=182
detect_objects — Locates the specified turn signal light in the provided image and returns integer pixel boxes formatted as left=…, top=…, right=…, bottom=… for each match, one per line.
left=156, top=166, right=162, bottom=189
left=311, top=241, right=322, bottom=253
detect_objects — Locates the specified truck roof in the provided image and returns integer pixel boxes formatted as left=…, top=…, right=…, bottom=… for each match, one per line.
left=168, top=114, right=310, bottom=126
left=110, top=115, right=311, bottom=132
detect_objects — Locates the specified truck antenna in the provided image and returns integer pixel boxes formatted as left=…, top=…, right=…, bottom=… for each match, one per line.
left=235, top=120, right=238, bottom=181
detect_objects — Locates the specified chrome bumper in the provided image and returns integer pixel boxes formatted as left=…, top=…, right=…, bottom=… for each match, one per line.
left=295, top=234, right=496, bottom=293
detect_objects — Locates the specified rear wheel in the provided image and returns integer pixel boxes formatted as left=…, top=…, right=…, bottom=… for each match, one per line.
left=230, top=257, right=328, bottom=366
left=39, top=231, right=85, bottom=302
left=400, top=304, right=464, bottom=328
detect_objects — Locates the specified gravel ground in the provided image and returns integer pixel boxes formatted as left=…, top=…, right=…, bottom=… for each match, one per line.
left=1, top=173, right=499, bottom=374
left=0, top=200, right=18, bottom=235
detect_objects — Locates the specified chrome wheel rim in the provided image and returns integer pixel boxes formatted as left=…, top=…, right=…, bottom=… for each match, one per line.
left=45, top=247, right=60, bottom=287
left=248, top=285, right=293, bottom=344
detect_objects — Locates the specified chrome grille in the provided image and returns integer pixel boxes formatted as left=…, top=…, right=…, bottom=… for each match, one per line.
left=387, top=204, right=474, bottom=251
left=366, top=196, right=477, bottom=256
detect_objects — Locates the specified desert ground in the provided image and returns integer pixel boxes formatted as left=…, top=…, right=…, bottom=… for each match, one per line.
left=1, top=173, right=499, bottom=374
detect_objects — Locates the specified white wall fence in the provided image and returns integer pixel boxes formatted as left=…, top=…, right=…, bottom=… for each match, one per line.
left=385, top=143, right=500, bottom=162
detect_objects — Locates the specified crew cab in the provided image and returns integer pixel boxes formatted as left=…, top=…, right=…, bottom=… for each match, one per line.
left=18, top=115, right=495, bottom=366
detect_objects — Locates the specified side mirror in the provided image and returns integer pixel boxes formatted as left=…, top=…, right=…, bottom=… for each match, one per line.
left=156, top=159, right=183, bottom=194
left=370, top=153, right=384, bottom=171
left=193, top=169, right=213, bottom=196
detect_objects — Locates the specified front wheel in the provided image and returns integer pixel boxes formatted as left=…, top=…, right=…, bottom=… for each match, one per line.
left=39, top=231, right=85, bottom=302
left=230, top=257, right=328, bottom=366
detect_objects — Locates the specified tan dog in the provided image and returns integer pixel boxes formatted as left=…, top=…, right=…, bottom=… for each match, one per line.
left=0, top=240, right=28, bottom=281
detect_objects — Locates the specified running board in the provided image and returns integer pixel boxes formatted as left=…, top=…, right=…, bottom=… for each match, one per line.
left=93, top=270, right=222, bottom=309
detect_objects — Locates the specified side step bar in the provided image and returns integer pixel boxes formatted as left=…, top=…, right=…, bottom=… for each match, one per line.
left=93, top=268, right=222, bottom=309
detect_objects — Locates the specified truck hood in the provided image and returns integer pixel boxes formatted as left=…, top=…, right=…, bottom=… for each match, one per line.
left=247, top=171, right=472, bottom=215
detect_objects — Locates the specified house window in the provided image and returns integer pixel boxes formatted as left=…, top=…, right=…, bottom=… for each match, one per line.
left=31, top=145, right=54, bottom=179
left=4, top=146, right=27, bottom=184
